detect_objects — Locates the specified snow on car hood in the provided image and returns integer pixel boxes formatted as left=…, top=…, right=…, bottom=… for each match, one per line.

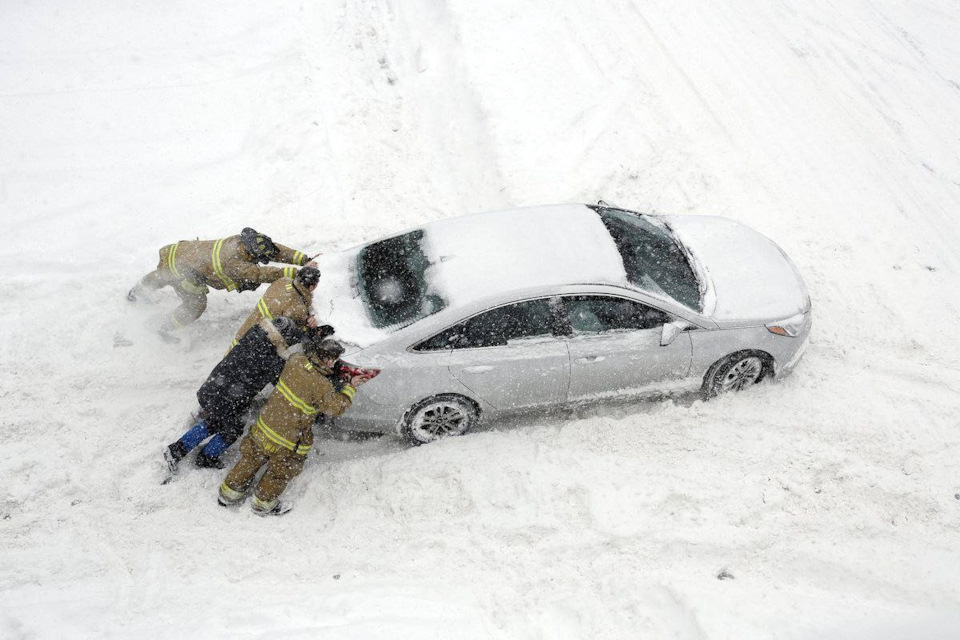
left=664, top=215, right=810, bottom=323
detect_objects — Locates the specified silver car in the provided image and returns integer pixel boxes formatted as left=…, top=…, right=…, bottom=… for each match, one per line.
left=315, top=203, right=811, bottom=444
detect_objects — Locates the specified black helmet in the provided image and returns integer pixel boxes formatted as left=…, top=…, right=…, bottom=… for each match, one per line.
left=240, top=227, right=279, bottom=264
left=305, top=337, right=345, bottom=361
left=296, top=266, right=321, bottom=288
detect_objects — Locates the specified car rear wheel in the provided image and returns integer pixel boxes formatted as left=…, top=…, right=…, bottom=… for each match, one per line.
left=703, top=351, right=769, bottom=398
left=402, top=395, right=479, bottom=445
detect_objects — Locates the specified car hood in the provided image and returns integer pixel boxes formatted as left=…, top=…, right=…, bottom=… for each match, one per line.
left=663, top=215, right=810, bottom=324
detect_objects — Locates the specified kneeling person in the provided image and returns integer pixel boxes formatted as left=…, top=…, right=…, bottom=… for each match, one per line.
left=218, top=338, right=367, bottom=516
left=164, top=316, right=326, bottom=472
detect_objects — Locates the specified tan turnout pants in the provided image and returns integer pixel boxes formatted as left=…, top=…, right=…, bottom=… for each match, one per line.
left=220, top=428, right=307, bottom=506
left=139, top=244, right=209, bottom=329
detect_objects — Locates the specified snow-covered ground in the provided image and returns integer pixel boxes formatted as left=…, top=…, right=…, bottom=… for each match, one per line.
left=2, top=1, right=960, bottom=637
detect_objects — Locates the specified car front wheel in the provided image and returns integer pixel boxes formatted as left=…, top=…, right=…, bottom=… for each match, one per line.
left=402, top=394, right=479, bottom=445
left=703, top=351, right=769, bottom=398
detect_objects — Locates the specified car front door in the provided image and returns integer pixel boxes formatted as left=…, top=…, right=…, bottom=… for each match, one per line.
left=560, top=295, right=692, bottom=402
left=436, top=298, right=570, bottom=410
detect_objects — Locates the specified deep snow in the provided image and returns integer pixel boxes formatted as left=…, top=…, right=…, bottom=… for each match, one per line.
left=2, top=1, right=960, bottom=638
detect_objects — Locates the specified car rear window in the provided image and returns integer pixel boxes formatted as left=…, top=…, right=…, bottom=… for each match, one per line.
left=357, top=230, right=446, bottom=329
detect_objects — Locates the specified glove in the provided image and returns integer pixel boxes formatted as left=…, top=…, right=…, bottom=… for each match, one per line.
left=307, top=324, right=335, bottom=340
left=236, top=280, right=261, bottom=292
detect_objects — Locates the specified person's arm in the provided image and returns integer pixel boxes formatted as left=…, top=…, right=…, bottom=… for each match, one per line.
left=235, top=263, right=288, bottom=286
left=273, top=242, right=310, bottom=267
left=312, top=375, right=364, bottom=419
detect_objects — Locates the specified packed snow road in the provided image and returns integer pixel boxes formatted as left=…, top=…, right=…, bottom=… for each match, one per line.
left=2, top=1, right=959, bottom=638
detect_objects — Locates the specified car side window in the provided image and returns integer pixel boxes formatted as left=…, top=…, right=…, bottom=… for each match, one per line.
left=415, top=299, right=557, bottom=350
left=561, top=295, right=669, bottom=334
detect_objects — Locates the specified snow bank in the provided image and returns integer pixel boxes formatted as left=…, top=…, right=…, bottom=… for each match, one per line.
left=2, top=0, right=959, bottom=638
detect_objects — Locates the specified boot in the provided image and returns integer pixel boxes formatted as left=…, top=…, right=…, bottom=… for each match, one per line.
left=218, top=481, right=246, bottom=507
left=194, top=452, right=225, bottom=470
left=251, top=498, right=293, bottom=517
left=164, top=442, right=188, bottom=474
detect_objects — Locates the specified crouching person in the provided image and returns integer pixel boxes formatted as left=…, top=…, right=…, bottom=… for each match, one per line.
left=217, top=338, right=367, bottom=517
left=164, top=316, right=332, bottom=473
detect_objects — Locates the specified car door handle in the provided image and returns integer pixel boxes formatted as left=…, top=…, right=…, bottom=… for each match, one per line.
left=577, top=356, right=605, bottom=363
left=463, top=365, right=494, bottom=374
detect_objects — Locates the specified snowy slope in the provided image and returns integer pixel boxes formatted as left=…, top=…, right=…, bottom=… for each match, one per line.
left=2, top=1, right=960, bottom=638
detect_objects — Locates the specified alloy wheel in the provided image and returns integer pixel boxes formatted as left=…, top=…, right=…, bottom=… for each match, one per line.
left=719, top=356, right=764, bottom=393
left=409, top=400, right=471, bottom=441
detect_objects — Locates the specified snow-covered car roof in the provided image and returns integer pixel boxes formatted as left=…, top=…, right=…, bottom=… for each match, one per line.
left=314, top=204, right=631, bottom=348
left=421, top=204, right=629, bottom=306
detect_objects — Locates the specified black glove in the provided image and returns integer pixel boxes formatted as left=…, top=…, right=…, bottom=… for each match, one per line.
left=306, top=324, right=335, bottom=340
left=236, top=280, right=261, bottom=292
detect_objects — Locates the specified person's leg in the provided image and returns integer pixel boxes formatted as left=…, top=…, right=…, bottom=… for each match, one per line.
left=163, top=416, right=211, bottom=473
left=251, top=450, right=306, bottom=515
left=158, top=284, right=207, bottom=342
left=195, top=401, right=248, bottom=468
left=168, top=287, right=208, bottom=329
left=219, top=436, right=268, bottom=505
left=129, top=246, right=175, bottom=301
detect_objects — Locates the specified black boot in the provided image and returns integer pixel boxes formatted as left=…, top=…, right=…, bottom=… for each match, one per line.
left=164, top=442, right=188, bottom=474
left=194, top=452, right=225, bottom=470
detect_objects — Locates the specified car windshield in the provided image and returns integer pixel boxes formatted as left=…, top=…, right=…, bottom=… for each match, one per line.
left=594, top=207, right=701, bottom=311
left=356, top=229, right=447, bottom=329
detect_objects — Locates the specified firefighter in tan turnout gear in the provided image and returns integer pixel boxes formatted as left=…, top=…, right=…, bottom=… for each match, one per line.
left=230, top=265, right=321, bottom=349
left=217, top=338, right=367, bottom=516
left=128, top=227, right=311, bottom=338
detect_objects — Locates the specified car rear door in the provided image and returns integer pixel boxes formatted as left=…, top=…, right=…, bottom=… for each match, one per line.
left=560, top=295, right=692, bottom=402
left=437, top=298, right=571, bottom=410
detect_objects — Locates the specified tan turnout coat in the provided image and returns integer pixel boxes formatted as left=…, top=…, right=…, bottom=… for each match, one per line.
left=219, top=353, right=356, bottom=506
left=159, top=235, right=308, bottom=292
left=252, top=353, right=354, bottom=456
left=233, top=277, right=313, bottom=345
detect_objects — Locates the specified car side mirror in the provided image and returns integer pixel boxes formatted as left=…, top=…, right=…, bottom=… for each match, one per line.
left=660, top=320, right=692, bottom=346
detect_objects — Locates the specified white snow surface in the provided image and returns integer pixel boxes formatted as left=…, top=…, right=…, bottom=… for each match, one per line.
left=2, top=1, right=960, bottom=638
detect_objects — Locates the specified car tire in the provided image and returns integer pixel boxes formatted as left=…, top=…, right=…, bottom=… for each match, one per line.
left=702, top=351, right=770, bottom=399
left=402, top=394, right=479, bottom=445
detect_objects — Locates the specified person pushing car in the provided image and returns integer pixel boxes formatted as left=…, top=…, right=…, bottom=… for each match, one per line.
left=128, top=227, right=312, bottom=340
left=229, top=265, right=321, bottom=350
left=217, top=338, right=368, bottom=517
left=163, top=315, right=334, bottom=473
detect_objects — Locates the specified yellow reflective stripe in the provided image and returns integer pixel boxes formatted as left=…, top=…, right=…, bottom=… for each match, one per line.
left=219, top=482, right=244, bottom=501
left=293, top=251, right=306, bottom=265
left=276, top=379, right=318, bottom=415
left=285, top=283, right=293, bottom=292
left=256, top=416, right=312, bottom=453
left=212, top=238, right=237, bottom=292
left=257, top=298, right=273, bottom=320
left=167, top=242, right=182, bottom=278
left=283, top=266, right=297, bottom=279
left=252, top=496, right=276, bottom=510
left=170, top=313, right=185, bottom=329
left=341, top=384, right=356, bottom=400
left=178, top=279, right=207, bottom=295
